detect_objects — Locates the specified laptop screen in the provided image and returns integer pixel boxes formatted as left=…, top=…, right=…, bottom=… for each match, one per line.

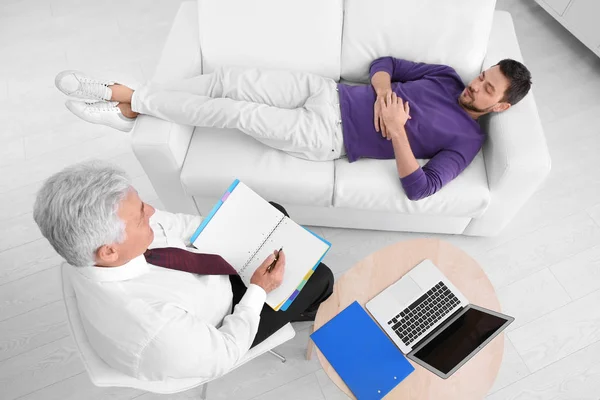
left=411, top=307, right=509, bottom=374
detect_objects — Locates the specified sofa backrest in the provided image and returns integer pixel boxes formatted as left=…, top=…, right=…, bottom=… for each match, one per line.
left=196, top=0, right=343, bottom=80
left=341, top=0, right=497, bottom=84
left=196, top=0, right=496, bottom=84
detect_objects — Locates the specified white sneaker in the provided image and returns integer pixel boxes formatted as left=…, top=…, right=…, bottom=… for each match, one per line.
left=55, top=70, right=114, bottom=102
left=65, top=100, right=136, bottom=132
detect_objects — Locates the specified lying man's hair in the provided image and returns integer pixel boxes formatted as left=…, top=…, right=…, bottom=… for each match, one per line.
left=496, top=59, right=532, bottom=106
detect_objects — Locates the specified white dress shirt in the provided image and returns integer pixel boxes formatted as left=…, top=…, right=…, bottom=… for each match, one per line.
left=67, top=210, right=267, bottom=381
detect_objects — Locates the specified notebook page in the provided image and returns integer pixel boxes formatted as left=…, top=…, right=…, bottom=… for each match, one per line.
left=192, top=183, right=282, bottom=275
left=245, top=218, right=330, bottom=308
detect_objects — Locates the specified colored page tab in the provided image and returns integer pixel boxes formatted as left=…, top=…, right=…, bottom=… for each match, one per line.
left=190, top=179, right=240, bottom=244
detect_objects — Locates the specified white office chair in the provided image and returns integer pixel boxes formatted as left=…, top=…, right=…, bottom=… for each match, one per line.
left=61, top=264, right=296, bottom=399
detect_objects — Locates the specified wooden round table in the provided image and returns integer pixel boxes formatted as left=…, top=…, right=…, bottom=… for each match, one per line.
left=312, top=238, right=504, bottom=400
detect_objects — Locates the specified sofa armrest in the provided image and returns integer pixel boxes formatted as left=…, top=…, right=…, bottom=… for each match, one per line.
left=463, top=11, right=551, bottom=236
left=132, top=117, right=197, bottom=214
left=131, top=1, right=201, bottom=214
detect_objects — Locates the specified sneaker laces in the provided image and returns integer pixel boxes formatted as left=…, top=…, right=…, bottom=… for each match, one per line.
left=78, top=76, right=110, bottom=100
left=85, top=101, right=119, bottom=112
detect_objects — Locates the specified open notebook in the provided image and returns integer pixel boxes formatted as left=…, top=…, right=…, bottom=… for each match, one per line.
left=190, top=180, right=331, bottom=311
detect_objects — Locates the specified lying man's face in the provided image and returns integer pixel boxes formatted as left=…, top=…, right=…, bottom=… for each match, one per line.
left=459, top=65, right=511, bottom=114
left=95, top=188, right=155, bottom=266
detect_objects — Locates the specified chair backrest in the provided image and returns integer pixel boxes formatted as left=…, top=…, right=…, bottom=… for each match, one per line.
left=61, top=264, right=296, bottom=394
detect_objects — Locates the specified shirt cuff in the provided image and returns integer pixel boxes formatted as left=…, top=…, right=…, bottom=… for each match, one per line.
left=370, top=59, right=394, bottom=79
left=400, top=167, right=425, bottom=187
left=238, top=284, right=267, bottom=313
left=400, top=168, right=427, bottom=200
left=371, top=65, right=393, bottom=77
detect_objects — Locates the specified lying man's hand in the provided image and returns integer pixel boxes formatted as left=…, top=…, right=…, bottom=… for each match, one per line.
left=250, top=250, right=286, bottom=293
left=380, top=92, right=411, bottom=140
left=374, top=88, right=392, bottom=138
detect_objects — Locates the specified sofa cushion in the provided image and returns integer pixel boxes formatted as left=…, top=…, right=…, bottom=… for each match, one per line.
left=197, top=0, right=343, bottom=80
left=180, top=127, right=334, bottom=207
left=333, top=152, right=490, bottom=218
left=340, top=0, right=496, bottom=84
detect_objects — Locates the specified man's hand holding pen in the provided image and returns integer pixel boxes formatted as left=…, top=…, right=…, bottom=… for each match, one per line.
left=250, top=248, right=286, bottom=293
left=264, top=247, right=283, bottom=275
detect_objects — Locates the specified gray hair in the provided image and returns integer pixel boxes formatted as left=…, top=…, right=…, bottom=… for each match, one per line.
left=33, top=160, right=131, bottom=267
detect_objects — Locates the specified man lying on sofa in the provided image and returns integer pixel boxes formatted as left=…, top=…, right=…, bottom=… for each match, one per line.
left=55, top=57, right=532, bottom=200
left=33, top=161, right=333, bottom=380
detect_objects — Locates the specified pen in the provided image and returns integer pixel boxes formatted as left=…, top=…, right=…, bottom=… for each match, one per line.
left=264, top=247, right=283, bottom=275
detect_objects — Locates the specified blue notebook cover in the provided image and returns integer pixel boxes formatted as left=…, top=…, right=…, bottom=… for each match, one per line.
left=311, top=301, right=414, bottom=400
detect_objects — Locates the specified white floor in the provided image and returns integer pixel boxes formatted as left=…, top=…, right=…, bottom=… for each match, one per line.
left=1, top=0, right=600, bottom=399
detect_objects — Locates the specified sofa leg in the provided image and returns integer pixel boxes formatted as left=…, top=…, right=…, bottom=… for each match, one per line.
left=268, top=349, right=286, bottom=363
left=200, top=382, right=208, bottom=399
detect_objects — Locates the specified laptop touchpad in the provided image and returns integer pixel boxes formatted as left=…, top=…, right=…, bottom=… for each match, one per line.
left=394, top=277, right=422, bottom=305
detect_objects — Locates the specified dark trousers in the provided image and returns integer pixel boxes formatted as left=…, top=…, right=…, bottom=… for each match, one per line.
left=229, top=202, right=334, bottom=348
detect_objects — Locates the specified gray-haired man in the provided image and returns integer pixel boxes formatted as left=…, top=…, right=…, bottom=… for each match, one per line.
left=33, top=161, right=333, bottom=380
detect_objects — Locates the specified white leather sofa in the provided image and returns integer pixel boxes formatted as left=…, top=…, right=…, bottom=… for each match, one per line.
left=132, top=0, right=551, bottom=236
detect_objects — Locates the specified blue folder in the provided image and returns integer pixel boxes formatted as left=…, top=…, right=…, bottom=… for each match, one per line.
left=311, top=301, right=414, bottom=400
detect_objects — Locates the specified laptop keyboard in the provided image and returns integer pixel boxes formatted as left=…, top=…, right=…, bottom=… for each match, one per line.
left=387, top=281, right=460, bottom=346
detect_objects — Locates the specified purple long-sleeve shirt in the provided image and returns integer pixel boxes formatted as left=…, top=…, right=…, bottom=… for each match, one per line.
left=337, top=57, right=484, bottom=200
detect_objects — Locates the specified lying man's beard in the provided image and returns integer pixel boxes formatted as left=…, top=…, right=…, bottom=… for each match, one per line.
left=459, top=97, right=495, bottom=114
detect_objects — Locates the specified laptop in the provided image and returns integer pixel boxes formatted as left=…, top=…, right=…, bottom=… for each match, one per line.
left=366, top=259, right=514, bottom=379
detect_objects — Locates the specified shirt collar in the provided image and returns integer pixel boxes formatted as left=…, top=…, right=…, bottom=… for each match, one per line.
left=75, top=254, right=150, bottom=282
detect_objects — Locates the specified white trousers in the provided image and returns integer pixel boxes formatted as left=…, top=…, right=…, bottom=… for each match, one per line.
left=131, top=66, right=345, bottom=161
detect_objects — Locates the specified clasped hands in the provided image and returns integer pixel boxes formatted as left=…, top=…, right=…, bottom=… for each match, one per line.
left=374, top=90, right=411, bottom=140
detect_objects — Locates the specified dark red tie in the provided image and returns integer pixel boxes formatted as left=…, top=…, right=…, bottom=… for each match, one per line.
left=144, top=247, right=238, bottom=275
